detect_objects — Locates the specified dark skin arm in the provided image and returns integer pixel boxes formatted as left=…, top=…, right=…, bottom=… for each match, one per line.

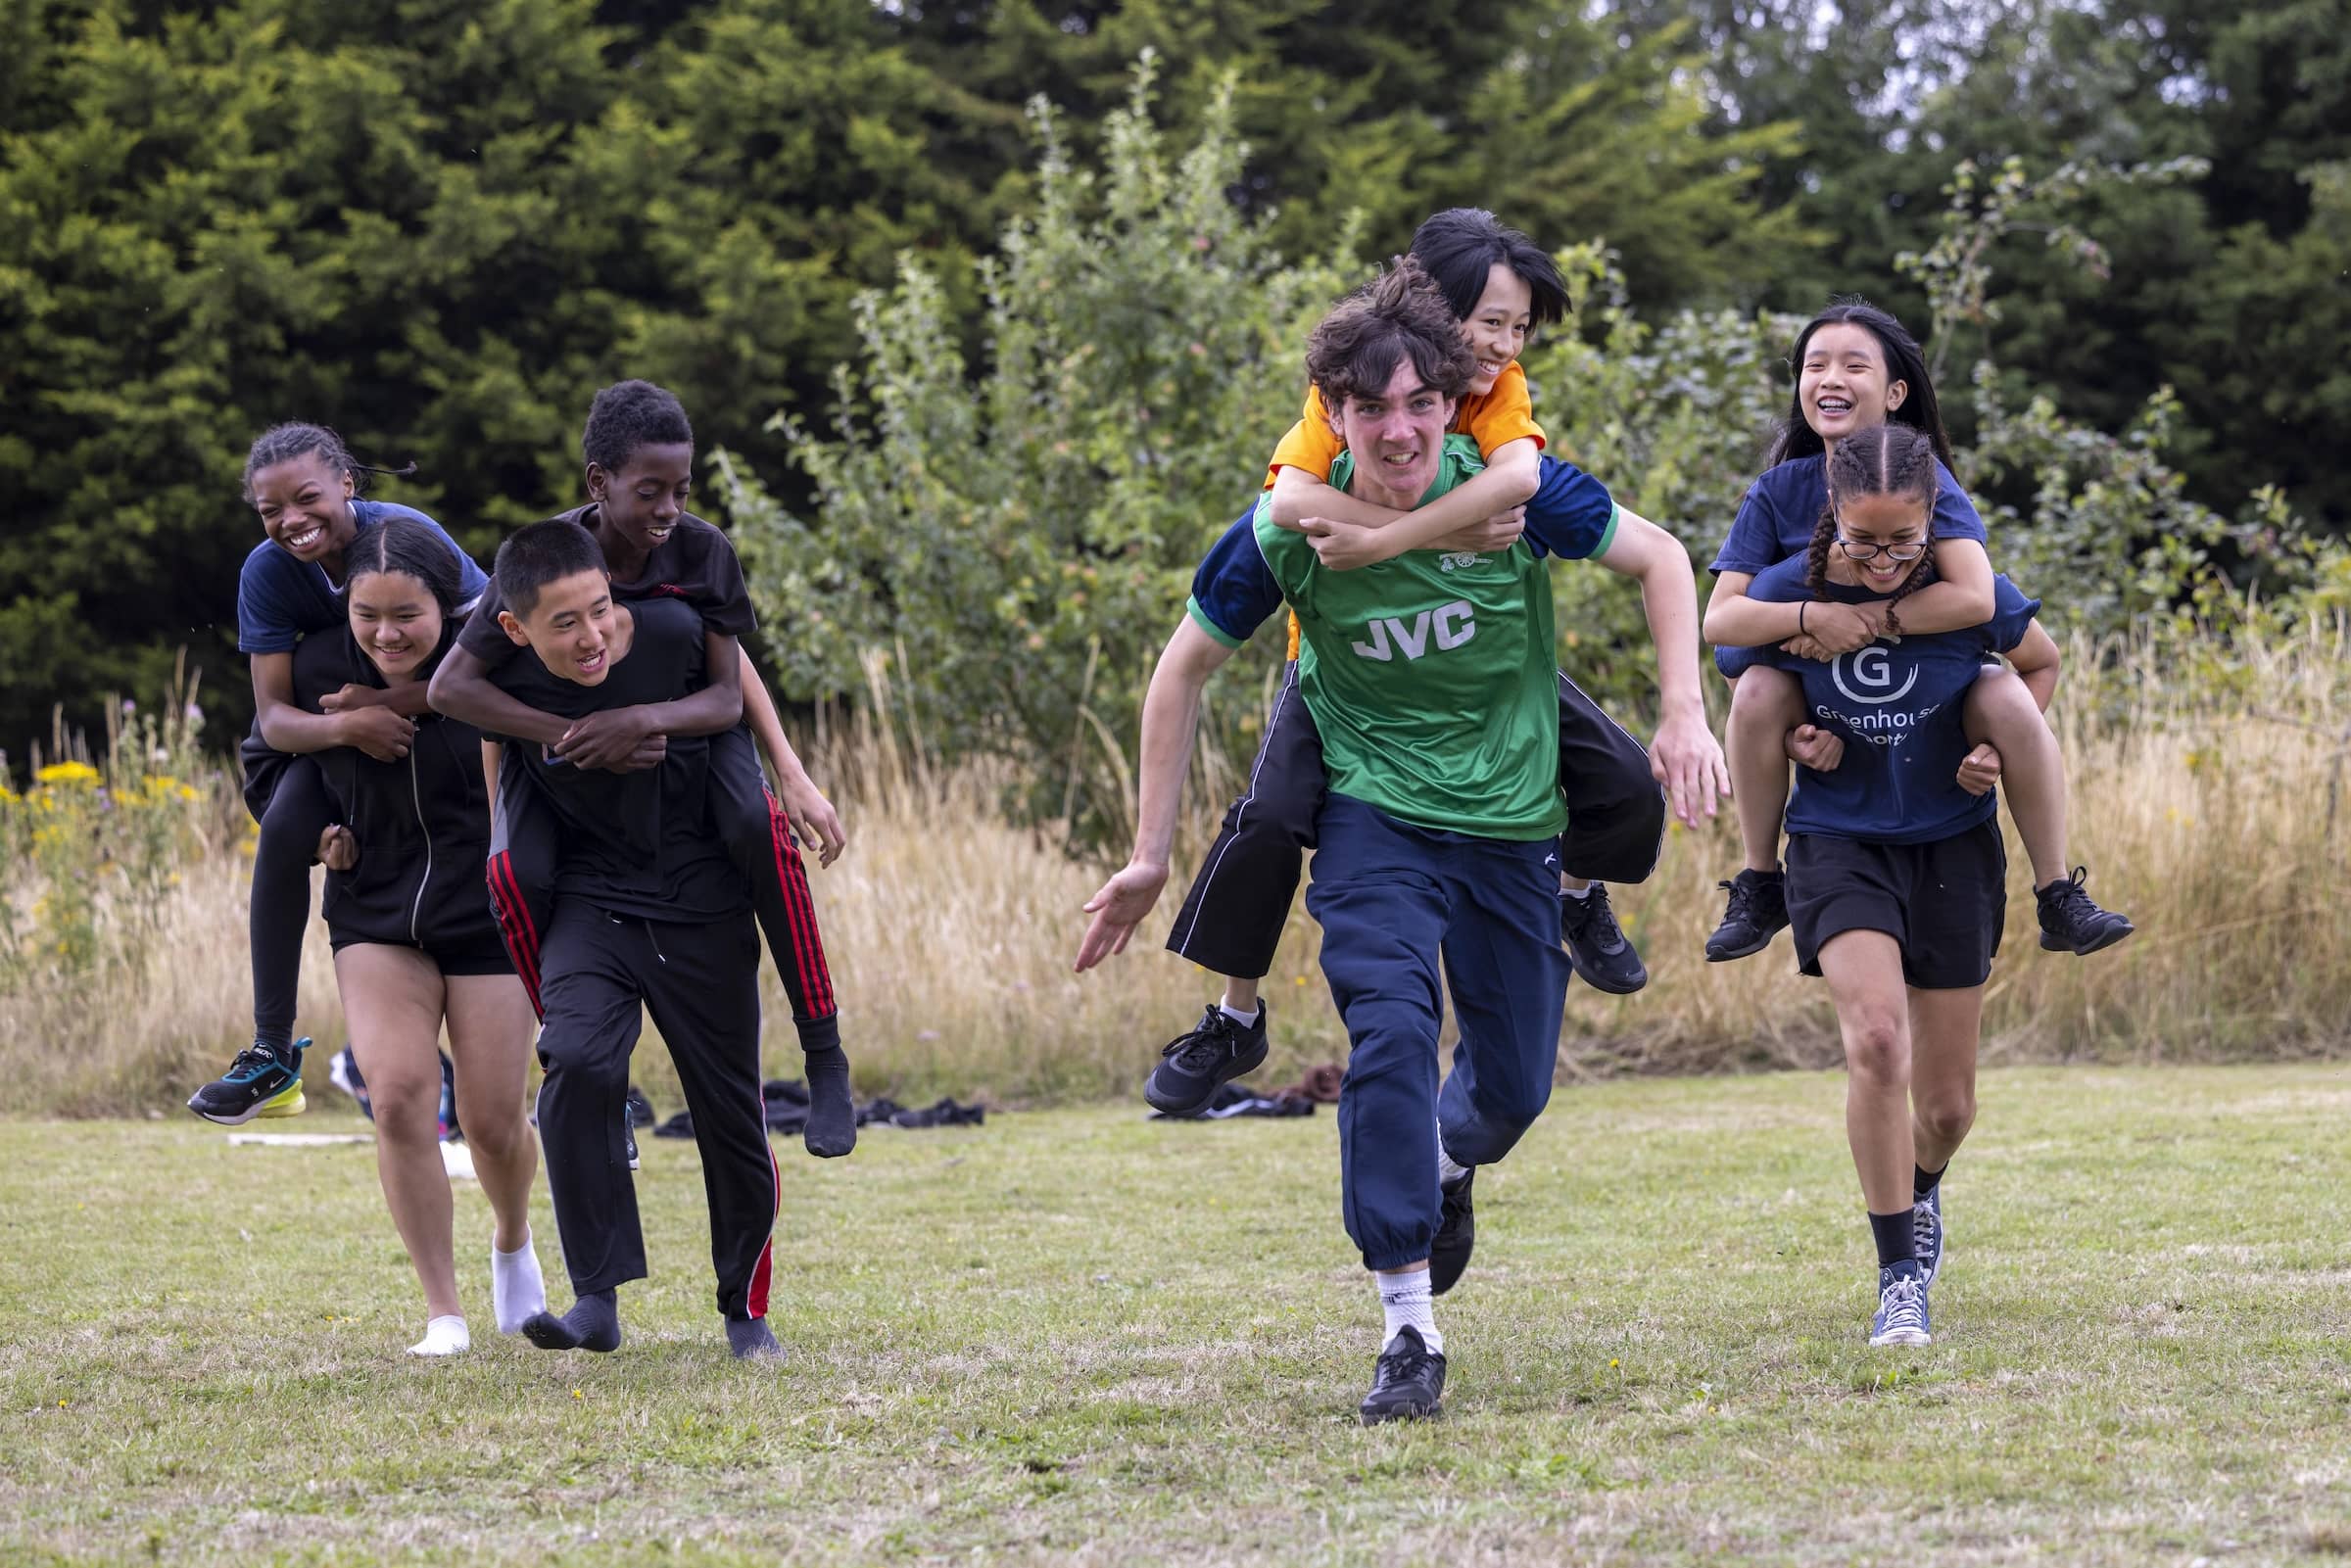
left=427, top=644, right=573, bottom=750
left=551, top=631, right=745, bottom=770
left=253, top=650, right=414, bottom=763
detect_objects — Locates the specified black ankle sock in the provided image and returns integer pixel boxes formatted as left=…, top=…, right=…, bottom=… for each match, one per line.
left=522, top=1288, right=621, bottom=1353
left=1868, top=1210, right=1916, bottom=1269
left=1914, top=1163, right=1946, bottom=1200
left=254, top=1026, right=294, bottom=1057
left=800, top=1040, right=856, bottom=1160
left=726, top=1316, right=786, bottom=1360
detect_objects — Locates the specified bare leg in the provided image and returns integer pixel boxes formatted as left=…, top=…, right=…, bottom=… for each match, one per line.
left=1907, top=985, right=1984, bottom=1174
left=1817, top=929, right=1914, bottom=1213
left=1727, top=669, right=1803, bottom=875
left=1220, top=977, right=1262, bottom=1014
left=1964, top=670, right=2068, bottom=887
left=1560, top=876, right=1589, bottom=894
left=337, top=945, right=460, bottom=1322
left=442, top=973, right=541, bottom=1253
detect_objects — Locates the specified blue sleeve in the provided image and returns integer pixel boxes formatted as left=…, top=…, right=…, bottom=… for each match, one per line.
left=1710, top=479, right=1782, bottom=576
left=1710, top=557, right=1809, bottom=679
left=1184, top=506, right=1284, bottom=649
left=1521, top=457, right=1619, bottom=562
left=1987, top=575, right=2041, bottom=653
left=236, top=546, right=303, bottom=654
left=1931, top=462, right=1988, bottom=545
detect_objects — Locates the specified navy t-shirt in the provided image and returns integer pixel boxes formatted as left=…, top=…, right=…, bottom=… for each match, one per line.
left=1710, top=453, right=1987, bottom=578
left=1750, top=557, right=2041, bottom=845
left=1187, top=453, right=1619, bottom=644
left=458, top=505, right=754, bottom=668
left=236, top=500, right=488, bottom=654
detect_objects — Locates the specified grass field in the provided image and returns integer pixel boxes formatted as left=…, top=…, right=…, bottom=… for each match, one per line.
left=6, top=1064, right=2351, bottom=1565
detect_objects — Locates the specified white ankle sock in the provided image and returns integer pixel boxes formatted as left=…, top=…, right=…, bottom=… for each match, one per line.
left=408, top=1315, right=470, bottom=1357
left=1560, top=881, right=1596, bottom=900
left=492, top=1234, right=547, bottom=1334
left=1376, top=1270, right=1441, bottom=1354
left=1219, top=1002, right=1261, bottom=1028
left=1435, top=1126, right=1470, bottom=1188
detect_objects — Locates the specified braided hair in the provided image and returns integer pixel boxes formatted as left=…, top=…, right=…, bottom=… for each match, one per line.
left=1804, top=422, right=1942, bottom=638
left=1766, top=298, right=1954, bottom=470
left=242, top=422, right=416, bottom=503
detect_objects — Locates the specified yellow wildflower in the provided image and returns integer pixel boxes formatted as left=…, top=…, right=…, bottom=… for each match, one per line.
left=34, top=761, right=100, bottom=786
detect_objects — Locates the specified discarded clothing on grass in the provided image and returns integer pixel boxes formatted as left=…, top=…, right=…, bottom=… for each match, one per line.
left=1152, top=1081, right=1318, bottom=1120
left=855, top=1095, right=985, bottom=1129
left=651, top=1084, right=986, bottom=1140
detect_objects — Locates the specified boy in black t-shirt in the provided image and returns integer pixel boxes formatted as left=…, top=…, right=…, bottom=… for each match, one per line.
left=429, top=381, right=854, bottom=1161
left=485, top=520, right=784, bottom=1361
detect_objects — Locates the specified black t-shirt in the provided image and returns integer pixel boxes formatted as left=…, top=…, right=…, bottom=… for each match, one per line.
left=487, top=596, right=746, bottom=923
left=458, top=503, right=756, bottom=668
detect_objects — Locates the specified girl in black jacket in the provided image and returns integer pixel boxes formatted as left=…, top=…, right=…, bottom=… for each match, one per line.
left=294, top=519, right=546, bottom=1356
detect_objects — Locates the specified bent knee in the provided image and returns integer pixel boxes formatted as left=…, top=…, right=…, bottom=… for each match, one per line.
left=1730, top=665, right=1802, bottom=725
left=1916, top=1095, right=1976, bottom=1146
left=1842, top=1015, right=1910, bottom=1083
left=367, top=1079, right=445, bottom=1139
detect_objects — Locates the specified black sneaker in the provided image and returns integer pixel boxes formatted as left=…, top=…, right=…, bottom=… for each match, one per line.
left=1429, top=1169, right=1475, bottom=1297
left=1359, top=1325, right=1447, bottom=1425
left=2037, top=867, right=2135, bottom=956
left=1704, top=869, right=1788, bottom=962
left=1143, top=1002, right=1271, bottom=1116
left=1559, top=883, right=1648, bottom=994
left=185, top=1037, right=310, bottom=1125
left=625, top=1114, right=641, bottom=1172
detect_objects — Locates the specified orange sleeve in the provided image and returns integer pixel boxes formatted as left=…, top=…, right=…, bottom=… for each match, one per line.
left=1460, top=362, right=1547, bottom=457
left=1262, top=385, right=1346, bottom=491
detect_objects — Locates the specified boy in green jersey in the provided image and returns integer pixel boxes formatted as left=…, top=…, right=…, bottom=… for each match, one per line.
left=1075, top=262, right=1723, bottom=1423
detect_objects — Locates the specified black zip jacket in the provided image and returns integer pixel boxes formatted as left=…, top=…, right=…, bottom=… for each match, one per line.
left=292, top=623, right=498, bottom=953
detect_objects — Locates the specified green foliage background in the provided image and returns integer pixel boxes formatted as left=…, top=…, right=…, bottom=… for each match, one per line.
left=3, top=0, right=2345, bottom=770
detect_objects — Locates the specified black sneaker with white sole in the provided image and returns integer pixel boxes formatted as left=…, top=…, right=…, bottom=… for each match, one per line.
left=1359, top=1325, right=1447, bottom=1425
left=1704, top=869, right=1789, bottom=962
left=1143, top=1002, right=1271, bottom=1116
left=1560, top=883, right=1648, bottom=994
left=2036, top=866, right=2135, bottom=956
left=1429, top=1169, right=1475, bottom=1297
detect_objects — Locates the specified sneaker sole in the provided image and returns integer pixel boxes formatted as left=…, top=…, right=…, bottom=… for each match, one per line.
left=1142, top=1037, right=1271, bottom=1116
left=1869, top=1327, right=1933, bottom=1348
left=1704, top=928, right=1784, bottom=963
left=1566, top=952, right=1649, bottom=995
left=186, top=1084, right=304, bottom=1126
left=2040, top=922, right=2135, bottom=956
left=1359, top=1399, right=1442, bottom=1426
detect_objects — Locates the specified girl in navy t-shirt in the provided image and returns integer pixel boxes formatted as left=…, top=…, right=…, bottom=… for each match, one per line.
left=1717, top=422, right=2058, bottom=1351
left=1700, top=300, right=2131, bottom=968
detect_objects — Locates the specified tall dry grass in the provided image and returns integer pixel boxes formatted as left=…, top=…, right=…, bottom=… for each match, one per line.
left=4, top=626, right=2348, bottom=1117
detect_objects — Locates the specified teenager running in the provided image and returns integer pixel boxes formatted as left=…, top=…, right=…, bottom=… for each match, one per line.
left=480, top=520, right=784, bottom=1360
left=295, top=519, right=546, bottom=1355
left=1078, top=261, right=1717, bottom=1421
left=1706, top=421, right=2061, bottom=1347
left=428, top=381, right=854, bottom=1160
left=1143, top=209, right=1720, bottom=1117
left=187, top=425, right=488, bottom=1125
left=1700, top=301, right=2131, bottom=963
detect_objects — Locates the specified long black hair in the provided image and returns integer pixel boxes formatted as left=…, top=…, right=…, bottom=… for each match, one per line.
left=1407, top=208, right=1569, bottom=330
left=242, top=422, right=416, bottom=503
left=1765, top=299, right=1953, bottom=470
left=1803, top=422, right=1942, bottom=638
left=342, top=518, right=469, bottom=671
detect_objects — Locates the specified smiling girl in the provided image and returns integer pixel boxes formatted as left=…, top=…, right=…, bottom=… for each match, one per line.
left=187, top=425, right=490, bottom=1127
left=1708, top=421, right=2060, bottom=1348
left=292, top=519, right=545, bottom=1356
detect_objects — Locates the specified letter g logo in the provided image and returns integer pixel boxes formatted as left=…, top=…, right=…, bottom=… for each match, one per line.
left=1830, top=644, right=1919, bottom=706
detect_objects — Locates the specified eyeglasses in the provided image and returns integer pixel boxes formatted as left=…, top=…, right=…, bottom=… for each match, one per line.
left=1834, top=537, right=1927, bottom=563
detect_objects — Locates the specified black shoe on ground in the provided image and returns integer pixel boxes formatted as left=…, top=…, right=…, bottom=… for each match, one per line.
left=185, top=1037, right=310, bottom=1125
left=1359, top=1325, right=1447, bottom=1425
left=1704, top=869, right=1788, bottom=962
left=1143, top=1002, right=1271, bottom=1116
left=1559, top=882, right=1648, bottom=994
left=1429, top=1169, right=1476, bottom=1297
left=2036, top=866, right=2135, bottom=956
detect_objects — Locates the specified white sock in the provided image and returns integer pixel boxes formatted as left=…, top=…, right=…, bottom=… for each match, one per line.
left=1560, top=881, right=1596, bottom=900
left=407, top=1315, right=470, bottom=1357
left=1376, top=1270, right=1441, bottom=1354
left=492, top=1233, right=547, bottom=1334
left=1219, top=1002, right=1262, bottom=1028
left=1435, top=1126, right=1470, bottom=1189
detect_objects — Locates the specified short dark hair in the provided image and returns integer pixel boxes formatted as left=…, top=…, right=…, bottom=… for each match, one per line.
left=494, top=518, right=608, bottom=618
left=344, top=518, right=470, bottom=618
left=1305, top=259, right=1477, bottom=411
left=1408, top=208, right=1568, bottom=330
left=1768, top=299, right=1954, bottom=469
left=242, top=422, right=415, bottom=502
left=581, top=380, right=694, bottom=474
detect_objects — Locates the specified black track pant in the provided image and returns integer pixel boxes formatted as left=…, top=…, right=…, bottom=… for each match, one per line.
left=488, top=726, right=838, bottom=1048
left=1166, top=666, right=1667, bottom=978
left=238, top=726, right=334, bottom=1043
left=535, top=902, right=779, bottom=1319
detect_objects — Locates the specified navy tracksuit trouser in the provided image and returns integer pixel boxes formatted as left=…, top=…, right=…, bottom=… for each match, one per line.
left=1307, top=794, right=1572, bottom=1273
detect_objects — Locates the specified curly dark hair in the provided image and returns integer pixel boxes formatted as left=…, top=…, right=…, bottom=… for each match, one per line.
left=1305, top=258, right=1477, bottom=412
left=242, top=423, right=415, bottom=502
left=1803, top=422, right=1941, bottom=637
left=1766, top=298, right=1954, bottom=470
left=581, top=379, right=694, bottom=473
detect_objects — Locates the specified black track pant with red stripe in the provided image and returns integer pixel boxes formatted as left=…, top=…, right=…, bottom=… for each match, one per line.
left=487, top=725, right=840, bottom=1047
left=535, top=900, right=778, bottom=1320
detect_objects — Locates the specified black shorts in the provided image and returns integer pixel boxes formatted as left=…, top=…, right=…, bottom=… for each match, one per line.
left=1785, top=821, right=2006, bottom=990
left=328, top=932, right=517, bottom=978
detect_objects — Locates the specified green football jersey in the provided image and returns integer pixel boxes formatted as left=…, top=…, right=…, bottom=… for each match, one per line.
left=1253, top=435, right=1565, bottom=841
